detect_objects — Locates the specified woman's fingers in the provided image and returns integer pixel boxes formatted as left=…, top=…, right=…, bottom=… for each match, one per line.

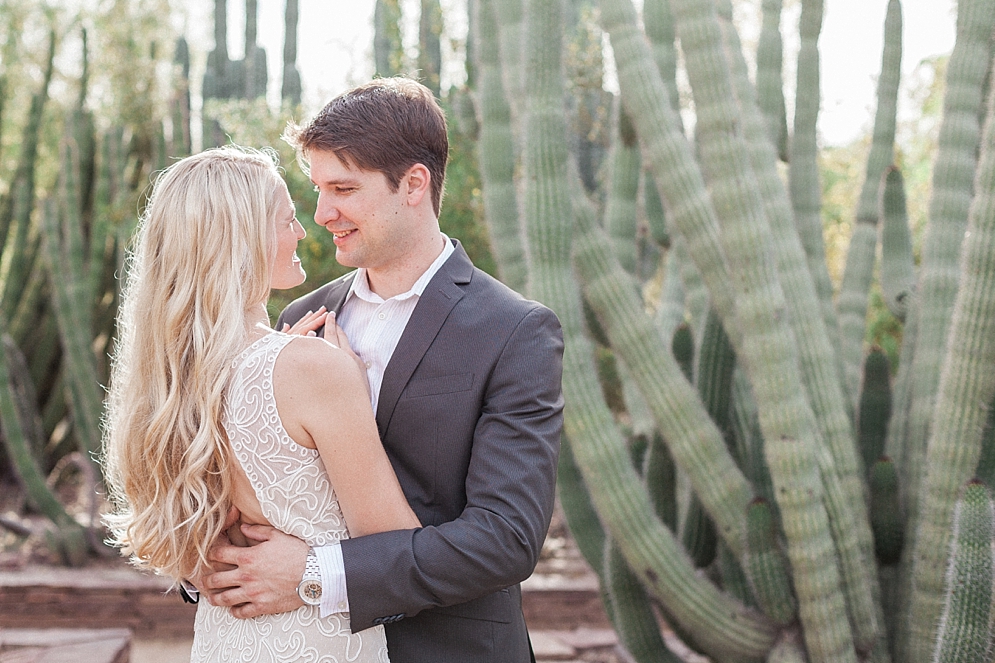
left=284, top=306, right=328, bottom=336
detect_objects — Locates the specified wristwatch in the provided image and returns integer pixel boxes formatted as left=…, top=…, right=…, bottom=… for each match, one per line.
left=297, top=547, right=323, bottom=606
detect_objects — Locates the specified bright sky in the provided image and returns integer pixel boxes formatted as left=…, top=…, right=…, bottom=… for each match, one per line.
left=175, top=0, right=957, bottom=147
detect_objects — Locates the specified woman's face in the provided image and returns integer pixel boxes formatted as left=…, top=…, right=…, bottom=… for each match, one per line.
left=269, top=181, right=307, bottom=290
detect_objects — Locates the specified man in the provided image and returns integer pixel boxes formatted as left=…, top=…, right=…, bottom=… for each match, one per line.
left=201, top=78, right=564, bottom=663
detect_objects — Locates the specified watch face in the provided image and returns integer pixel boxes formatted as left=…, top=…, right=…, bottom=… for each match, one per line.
left=298, top=580, right=322, bottom=605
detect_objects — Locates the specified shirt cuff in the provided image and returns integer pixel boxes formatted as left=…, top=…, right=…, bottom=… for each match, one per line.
left=314, top=542, right=350, bottom=618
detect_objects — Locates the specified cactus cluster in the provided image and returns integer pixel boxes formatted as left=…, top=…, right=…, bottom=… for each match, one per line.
left=0, top=6, right=216, bottom=564
left=468, top=0, right=995, bottom=661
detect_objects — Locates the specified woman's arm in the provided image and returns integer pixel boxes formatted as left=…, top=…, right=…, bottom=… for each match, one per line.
left=273, top=336, right=421, bottom=536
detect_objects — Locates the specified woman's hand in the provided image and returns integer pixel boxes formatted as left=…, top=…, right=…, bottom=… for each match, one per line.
left=323, top=312, right=372, bottom=397
left=281, top=306, right=327, bottom=336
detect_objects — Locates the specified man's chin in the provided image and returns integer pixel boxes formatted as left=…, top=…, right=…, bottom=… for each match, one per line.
left=334, top=249, right=362, bottom=269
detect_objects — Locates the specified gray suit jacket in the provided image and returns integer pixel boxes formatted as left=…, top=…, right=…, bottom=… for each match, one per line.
left=277, top=241, right=564, bottom=663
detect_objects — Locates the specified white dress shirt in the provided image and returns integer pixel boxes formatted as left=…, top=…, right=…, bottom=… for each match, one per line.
left=315, top=236, right=454, bottom=618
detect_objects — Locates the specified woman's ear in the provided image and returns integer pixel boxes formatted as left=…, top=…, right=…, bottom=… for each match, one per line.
left=402, top=163, right=431, bottom=208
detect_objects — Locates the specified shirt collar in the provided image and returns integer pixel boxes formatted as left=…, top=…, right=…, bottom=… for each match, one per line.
left=346, top=234, right=455, bottom=305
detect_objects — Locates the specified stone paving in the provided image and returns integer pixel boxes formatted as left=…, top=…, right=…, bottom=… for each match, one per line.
left=0, top=504, right=707, bottom=662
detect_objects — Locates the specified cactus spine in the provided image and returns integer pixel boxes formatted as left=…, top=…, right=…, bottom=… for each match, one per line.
left=931, top=480, right=994, bottom=663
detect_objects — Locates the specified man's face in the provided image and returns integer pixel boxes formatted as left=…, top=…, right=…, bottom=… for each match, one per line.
left=309, top=150, right=410, bottom=274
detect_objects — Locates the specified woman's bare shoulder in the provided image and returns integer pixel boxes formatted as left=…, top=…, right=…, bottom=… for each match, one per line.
left=273, top=335, right=364, bottom=390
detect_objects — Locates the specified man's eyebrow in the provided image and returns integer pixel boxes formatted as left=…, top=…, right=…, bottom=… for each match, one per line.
left=312, top=177, right=360, bottom=187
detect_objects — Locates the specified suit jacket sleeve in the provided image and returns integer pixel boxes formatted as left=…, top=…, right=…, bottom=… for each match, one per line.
left=340, top=304, right=564, bottom=631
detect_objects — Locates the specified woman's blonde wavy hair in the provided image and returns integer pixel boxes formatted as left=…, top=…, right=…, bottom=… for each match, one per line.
left=102, top=146, right=282, bottom=581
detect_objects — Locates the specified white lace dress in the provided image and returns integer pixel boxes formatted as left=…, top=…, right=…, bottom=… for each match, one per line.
left=190, top=332, right=390, bottom=663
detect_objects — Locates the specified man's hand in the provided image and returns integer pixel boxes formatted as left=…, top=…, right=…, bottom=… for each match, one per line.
left=324, top=312, right=371, bottom=396
left=202, top=524, right=309, bottom=619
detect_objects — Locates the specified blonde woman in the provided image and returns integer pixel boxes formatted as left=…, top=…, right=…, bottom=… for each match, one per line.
left=102, top=146, right=418, bottom=662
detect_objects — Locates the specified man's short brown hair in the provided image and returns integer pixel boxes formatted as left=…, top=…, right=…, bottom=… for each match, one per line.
left=285, top=77, right=449, bottom=216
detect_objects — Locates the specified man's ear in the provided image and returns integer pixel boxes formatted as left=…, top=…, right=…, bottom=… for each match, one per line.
left=402, top=163, right=431, bottom=207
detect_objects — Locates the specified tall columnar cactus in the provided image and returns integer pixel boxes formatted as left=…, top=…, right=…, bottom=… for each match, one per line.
left=931, top=480, right=994, bottom=663
left=604, top=539, right=684, bottom=663
left=836, top=0, right=903, bottom=410
left=744, top=498, right=796, bottom=627
left=170, top=37, right=192, bottom=158
left=418, top=0, right=443, bottom=97
left=242, top=0, right=268, bottom=100
left=756, top=0, right=787, bottom=162
left=879, top=166, right=915, bottom=322
left=669, top=1, right=870, bottom=656
left=374, top=0, right=404, bottom=78
left=471, top=0, right=527, bottom=293
left=281, top=0, right=302, bottom=105
left=43, top=131, right=103, bottom=470
left=788, top=0, right=840, bottom=368
left=203, top=0, right=231, bottom=101
left=898, top=0, right=995, bottom=546
left=715, top=9, right=882, bottom=650
left=492, top=0, right=526, bottom=136
left=905, top=53, right=995, bottom=660
left=858, top=349, right=892, bottom=472
left=0, top=27, right=55, bottom=317
left=0, top=329, right=87, bottom=566
left=604, top=103, right=640, bottom=277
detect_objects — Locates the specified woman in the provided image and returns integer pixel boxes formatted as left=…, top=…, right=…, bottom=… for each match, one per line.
left=102, top=146, right=419, bottom=662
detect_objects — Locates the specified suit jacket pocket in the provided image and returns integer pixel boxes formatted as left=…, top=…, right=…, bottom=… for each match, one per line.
left=403, top=372, right=474, bottom=399
left=429, top=589, right=513, bottom=623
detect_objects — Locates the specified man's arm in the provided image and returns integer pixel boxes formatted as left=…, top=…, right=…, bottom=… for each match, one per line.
left=202, top=523, right=309, bottom=618
left=341, top=305, right=564, bottom=631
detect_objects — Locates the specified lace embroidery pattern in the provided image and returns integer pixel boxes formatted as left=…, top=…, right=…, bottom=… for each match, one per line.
left=190, top=332, right=389, bottom=663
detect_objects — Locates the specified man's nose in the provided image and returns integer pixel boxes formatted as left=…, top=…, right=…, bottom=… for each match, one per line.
left=314, top=195, right=338, bottom=226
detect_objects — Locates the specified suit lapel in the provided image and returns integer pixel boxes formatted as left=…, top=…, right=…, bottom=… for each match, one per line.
left=324, top=273, right=356, bottom=315
left=375, top=243, right=472, bottom=437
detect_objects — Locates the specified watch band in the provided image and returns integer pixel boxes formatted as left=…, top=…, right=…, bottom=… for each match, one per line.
left=297, top=547, right=323, bottom=606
